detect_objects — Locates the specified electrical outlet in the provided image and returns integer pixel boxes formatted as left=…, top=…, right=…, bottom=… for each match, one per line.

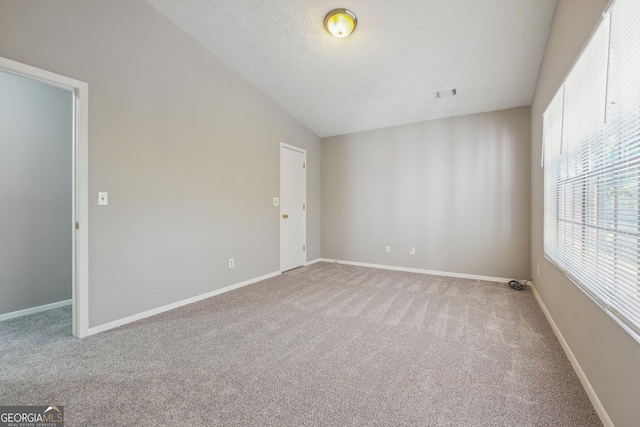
left=229, top=258, right=235, bottom=269
left=409, top=246, right=416, bottom=255
left=98, top=192, right=108, bottom=206
left=385, top=245, right=391, bottom=253
left=537, top=264, right=540, bottom=276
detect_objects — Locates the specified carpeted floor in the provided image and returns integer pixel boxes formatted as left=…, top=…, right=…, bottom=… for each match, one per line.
left=1, top=262, right=601, bottom=426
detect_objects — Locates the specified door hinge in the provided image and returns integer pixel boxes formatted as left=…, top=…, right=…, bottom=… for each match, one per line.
left=303, top=245, right=306, bottom=251
left=75, top=222, right=80, bottom=230
left=303, top=203, right=305, bottom=210
left=303, top=162, right=306, bottom=168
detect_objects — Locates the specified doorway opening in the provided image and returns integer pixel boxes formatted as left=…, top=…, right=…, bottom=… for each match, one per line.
left=0, top=57, right=89, bottom=337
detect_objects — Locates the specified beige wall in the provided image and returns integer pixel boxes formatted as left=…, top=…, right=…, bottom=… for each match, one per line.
left=0, top=0, right=321, bottom=328
left=0, top=71, right=72, bottom=315
left=322, top=107, right=531, bottom=279
left=531, top=0, right=640, bottom=425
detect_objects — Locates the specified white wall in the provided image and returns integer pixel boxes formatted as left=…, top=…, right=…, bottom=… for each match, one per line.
left=0, top=0, right=321, bottom=328
left=531, top=0, right=640, bottom=425
left=322, top=107, right=531, bottom=279
left=0, top=71, right=72, bottom=315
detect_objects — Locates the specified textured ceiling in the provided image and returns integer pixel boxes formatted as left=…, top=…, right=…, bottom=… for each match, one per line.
left=146, top=0, right=557, bottom=138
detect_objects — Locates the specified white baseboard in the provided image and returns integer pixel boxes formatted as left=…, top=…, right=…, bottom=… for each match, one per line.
left=530, top=284, right=613, bottom=427
left=318, top=258, right=512, bottom=283
left=87, top=271, right=281, bottom=336
left=305, top=258, right=323, bottom=266
left=0, top=299, right=72, bottom=322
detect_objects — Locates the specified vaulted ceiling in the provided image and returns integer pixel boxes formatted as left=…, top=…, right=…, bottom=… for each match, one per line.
left=146, top=0, right=557, bottom=138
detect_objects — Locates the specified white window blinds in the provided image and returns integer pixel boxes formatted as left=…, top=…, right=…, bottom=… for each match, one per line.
left=543, top=0, right=640, bottom=341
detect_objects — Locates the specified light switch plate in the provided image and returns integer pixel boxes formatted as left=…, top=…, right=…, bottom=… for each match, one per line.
left=98, top=192, right=108, bottom=206
left=273, top=197, right=280, bottom=207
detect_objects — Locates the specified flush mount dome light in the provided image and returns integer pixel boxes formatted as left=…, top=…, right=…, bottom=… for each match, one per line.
left=324, top=8, right=357, bottom=38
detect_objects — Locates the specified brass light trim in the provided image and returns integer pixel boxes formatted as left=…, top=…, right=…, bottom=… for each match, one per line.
left=324, top=8, right=358, bottom=38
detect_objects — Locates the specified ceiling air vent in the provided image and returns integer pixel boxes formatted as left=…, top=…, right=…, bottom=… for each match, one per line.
left=433, top=88, right=457, bottom=99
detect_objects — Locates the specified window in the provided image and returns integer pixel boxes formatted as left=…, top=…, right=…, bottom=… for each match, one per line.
left=543, top=0, right=640, bottom=341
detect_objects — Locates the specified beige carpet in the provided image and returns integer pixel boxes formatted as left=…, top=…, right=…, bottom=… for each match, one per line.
left=1, top=262, right=601, bottom=426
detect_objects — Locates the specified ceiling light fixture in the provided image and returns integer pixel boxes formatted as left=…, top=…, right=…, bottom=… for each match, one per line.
left=324, top=9, right=357, bottom=38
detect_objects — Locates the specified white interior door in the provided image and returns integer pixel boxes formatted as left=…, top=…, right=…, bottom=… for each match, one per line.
left=280, top=143, right=306, bottom=272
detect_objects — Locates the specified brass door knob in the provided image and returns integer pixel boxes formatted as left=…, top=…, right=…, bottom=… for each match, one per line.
left=283, top=214, right=289, bottom=218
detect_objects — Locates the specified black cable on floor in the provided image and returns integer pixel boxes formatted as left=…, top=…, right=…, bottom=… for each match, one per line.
left=508, top=279, right=531, bottom=290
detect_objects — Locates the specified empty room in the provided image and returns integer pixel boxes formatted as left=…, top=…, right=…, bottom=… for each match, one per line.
left=1, top=0, right=639, bottom=426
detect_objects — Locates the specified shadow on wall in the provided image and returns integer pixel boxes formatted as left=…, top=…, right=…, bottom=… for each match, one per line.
left=321, top=106, right=531, bottom=279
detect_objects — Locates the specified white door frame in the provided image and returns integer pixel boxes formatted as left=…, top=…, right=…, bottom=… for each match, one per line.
left=280, top=142, right=307, bottom=272
left=0, top=56, right=89, bottom=338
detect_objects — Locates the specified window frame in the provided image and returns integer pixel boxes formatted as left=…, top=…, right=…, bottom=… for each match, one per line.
left=542, top=0, right=640, bottom=344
